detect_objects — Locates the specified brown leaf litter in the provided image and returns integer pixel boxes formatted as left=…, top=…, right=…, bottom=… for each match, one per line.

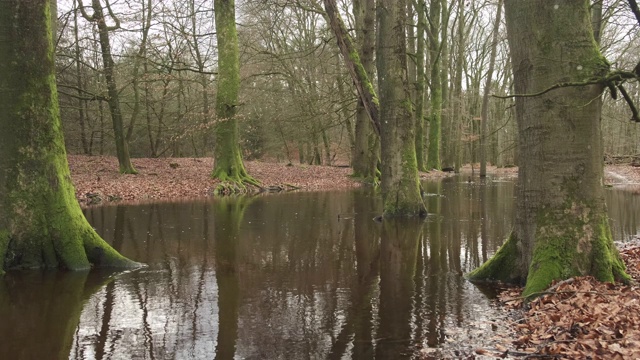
left=475, top=241, right=640, bottom=359
left=68, top=155, right=453, bottom=205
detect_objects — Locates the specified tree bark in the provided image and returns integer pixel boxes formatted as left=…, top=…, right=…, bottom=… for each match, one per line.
left=452, top=0, right=466, bottom=173
left=351, top=0, right=380, bottom=182
left=0, top=0, right=139, bottom=273
left=211, top=0, right=258, bottom=190
left=323, top=0, right=381, bottom=137
left=78, top=0, right=137, bottom=174
left=414, top=0, right=427, bottom=172
left=479, top=0, right=503, bottom=177
left=377, top=0, right=427, bottom=217
left=426, top=0, right=442, bottom=170
left=468, top=0, right=628, bottom=296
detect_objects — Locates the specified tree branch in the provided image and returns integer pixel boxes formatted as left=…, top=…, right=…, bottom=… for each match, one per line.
left=617, top=84, right=640, bottom=122
left=76, top=0, right=95, bottom=21
left=104, top=0, right=121, bottom=31
left=492, top=71, right=638, bottom=99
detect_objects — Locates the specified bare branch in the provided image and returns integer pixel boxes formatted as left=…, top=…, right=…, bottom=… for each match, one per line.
left=617, top=84, right=640, bottom=122
left=76, top=0, right=94, bottom=21
left=104, top=0, right=121, bottom=31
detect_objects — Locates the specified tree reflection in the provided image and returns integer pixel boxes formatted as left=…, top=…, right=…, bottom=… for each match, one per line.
left=375, top=218, right=422, bottom=359
left=212, top=197, right=251, bottom=360
left=0, top=270, right=118, bottom=359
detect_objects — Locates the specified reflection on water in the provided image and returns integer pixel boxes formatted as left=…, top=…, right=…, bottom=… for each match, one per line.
left=2, top=176, right=640, bottom=359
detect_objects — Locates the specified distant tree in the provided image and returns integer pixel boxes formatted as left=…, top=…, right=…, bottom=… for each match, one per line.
left=468, top=0, right=628, bottom=296
left=426, top=0, right=443, bottom=170
left=479, top=0, right=503, bottom=177
left=0, top=0, right=139, bottom=272
left=77, top=0, right=137, bottom=174
left=211, top=0, right=258, bottom=191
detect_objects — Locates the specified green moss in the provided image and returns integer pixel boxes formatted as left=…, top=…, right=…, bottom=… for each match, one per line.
left=522, top=204, right=630, bottom=297
left=467, top=232, right=523, bottom=283
left=590, top=217, right=630, bottom=283
left=348, top=50, right=379, bottom=107
left=382, top=133, right=425, bottom=217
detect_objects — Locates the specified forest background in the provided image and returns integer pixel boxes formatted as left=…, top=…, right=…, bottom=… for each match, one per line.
left=54, top=0, right=640, bottom=173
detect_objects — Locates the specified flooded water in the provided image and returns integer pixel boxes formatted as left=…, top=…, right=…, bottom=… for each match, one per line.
left=2, top=176, right=640, bottom=359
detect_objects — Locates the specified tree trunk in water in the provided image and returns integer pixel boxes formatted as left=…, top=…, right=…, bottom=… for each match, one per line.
left=377, top=0, right=427, bottom=217
left=479, top=0, right=503, bottom=177
left=211, top=0, right=257, bottom=191
left=468, top=0, right=628, bottom=297
left=351, top=0, right=380, bottom=182
left=0, top=0, right=139, bottom=273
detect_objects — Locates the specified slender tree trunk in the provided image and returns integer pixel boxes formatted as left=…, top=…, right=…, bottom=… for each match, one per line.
left=0, top=0, right=138, bottom=273
left=415, top=0, right=427, bottom=171
left=439, top=0, right=451, bottom=169
left=351, top=0, right=380, bottom=182
left=452, top=0, right=466, bottom=173
left=211, top=0, right=257, bottom=190
left=73, top=0, right=90, bottom=154
left=479, top=0, right=503, bottom=177
left=323, top=0, right=381, bottom=136
left=426, top=0, right=442, bottom=170
left=468, top=0, right=628, bottom=296
left=377, top=0, right=427, bottom=217
left=125, top=0, right=153, bottom=146
left=78, top=0, right=137, bottom=173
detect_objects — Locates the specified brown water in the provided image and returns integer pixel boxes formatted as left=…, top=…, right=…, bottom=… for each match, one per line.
left=1, top=176, right=639, bottom=359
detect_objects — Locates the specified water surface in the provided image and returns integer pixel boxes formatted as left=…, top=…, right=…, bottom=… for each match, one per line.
left=2, top=176, right=640, bottom=359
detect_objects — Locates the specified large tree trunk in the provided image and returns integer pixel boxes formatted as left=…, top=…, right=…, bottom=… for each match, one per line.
left=211, top=0, right=257, bottom=191
left=468, top=0, right=628, bottom=296
left=0, top=0, right=138, bottom=273
left=377, top=0, right=427, bottom=217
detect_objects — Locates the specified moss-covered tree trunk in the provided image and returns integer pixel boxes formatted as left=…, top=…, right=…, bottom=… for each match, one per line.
left=451, top=0, right=465, bottom=173
left=0, top=0, right=139, bottom=273
left=351, top=0, right=380, bottom=183
left=426, top=0, right=442, bottom=171
left=78, top=0, right=137, bottom=174
left=414, top=0, right=428, bottom=172
left=323, top=0, right=381, bottom=136
left=376, top=0, right=427, bottom=217
left=468, top=0, right=628, bottom=297
left=211, top=0, right=257, bottom=192
left=479, top=0, right=503, bottom=177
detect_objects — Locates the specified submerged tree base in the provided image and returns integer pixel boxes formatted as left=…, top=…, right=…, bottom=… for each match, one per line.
left=468, top=214, right=630, bottom=298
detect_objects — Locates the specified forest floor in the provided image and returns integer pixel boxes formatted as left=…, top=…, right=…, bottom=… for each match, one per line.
left=68, top=155, right=640, bottom=359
